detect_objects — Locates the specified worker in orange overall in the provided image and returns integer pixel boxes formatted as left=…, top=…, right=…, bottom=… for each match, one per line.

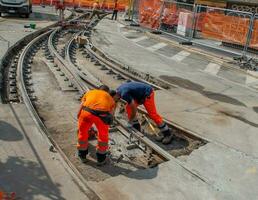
left=113, top=81, right=173, bottom=144
left=77, top=85, right=115, bottom=165
left=111, top=0, right=118, bottom=20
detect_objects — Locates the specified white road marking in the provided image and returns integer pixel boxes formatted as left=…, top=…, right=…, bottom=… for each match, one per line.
left=246, top=71, right=258, bottom=84
left=170, top=50, right=190, bottom=62
left=204, top=62, right=221, bottom=75
left=131, top=36, right=149, bottom=42
left=122, top=30, right=138, bottom=35
left=146, top=42, right=167, bottom=51
left=118, top=24, right=125, bottom=28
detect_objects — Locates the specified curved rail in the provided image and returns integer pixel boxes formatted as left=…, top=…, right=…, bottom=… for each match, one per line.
left=65, top=31, right=102, bottom=88
left=17, top=27, right=100, bottom=199
left=48, top=28, right=88, bottom=94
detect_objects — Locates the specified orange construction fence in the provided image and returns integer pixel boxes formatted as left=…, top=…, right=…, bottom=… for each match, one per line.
left=136, top=0, right=257, bottom=50
left=250, top=18, right=258, bottom=49
left=138, top=0, right=163, bottom=29
left=201, top=12, right=258, bottom=50
left=32, top=0, right=128, bottom=10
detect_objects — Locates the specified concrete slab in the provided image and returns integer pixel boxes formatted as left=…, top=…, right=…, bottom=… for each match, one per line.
left=0, top=103, right=90, bottom=199
left=88, top=159, right=221, bottom=200
left=179, top=143, right=258, bottom=200
left=92, top=19, right=258, bottom=158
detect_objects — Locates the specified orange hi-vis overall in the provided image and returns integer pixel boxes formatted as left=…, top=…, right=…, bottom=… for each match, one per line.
left=126, top=90, right=163, bottom=126
left=77, top=89, right=115, bottom=154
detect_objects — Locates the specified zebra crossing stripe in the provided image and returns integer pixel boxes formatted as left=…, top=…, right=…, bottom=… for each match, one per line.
left=204, top=63, right=221, bottom=75
left=131, top=36, right=149, bottom=42
left=146, top=42, right=167, bottom=51
left=122, top=30, right=138, bottom=35
left=246, top=71, right=258, bottom=85
left=170, top=50, right=190, bottom=62
left=118, top=24, right=125, bottom=28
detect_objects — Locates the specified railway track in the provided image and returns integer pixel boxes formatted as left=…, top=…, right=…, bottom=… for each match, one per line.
left=2, top=13, right=211, bottom=193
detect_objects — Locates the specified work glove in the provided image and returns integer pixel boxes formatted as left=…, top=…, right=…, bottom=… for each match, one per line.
left=126, top=122, right=133, bottom=129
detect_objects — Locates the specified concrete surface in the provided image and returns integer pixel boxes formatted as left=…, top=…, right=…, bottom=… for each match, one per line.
left=92, top=19, right=258, bottom=157
left=88, top=18, right=258, bottom=199
left=0, top=7, right=92, bottom=199
left=0, top=104, right=90, bottom=199
left=89, top=142, right=258, bottom=200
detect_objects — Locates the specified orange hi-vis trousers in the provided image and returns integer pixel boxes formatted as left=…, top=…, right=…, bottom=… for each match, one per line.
left=77, top=110, right=109, bottom=154
left=126, top=90, right=163, bottom=126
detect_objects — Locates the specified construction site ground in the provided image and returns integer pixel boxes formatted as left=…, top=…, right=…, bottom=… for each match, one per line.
left=87, top=17, right=258, bottom=199
left=0, top=9, right=258, bottom=200
left=0, top=7, right=93, bottom=199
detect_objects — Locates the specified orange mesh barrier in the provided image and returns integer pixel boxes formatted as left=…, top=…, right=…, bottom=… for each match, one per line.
left=201, top=12, right=224, bottom=40
left=201, top=12, right=256, bottom=49
left=250, top=19, right=258, bottom=49
left=222, top=15, right=250, bottom=46
left=160, top=2, right=193, bottom=29
left=138, top=0, right=163, bottom=29
left=32, top=0, right=128, bottom=10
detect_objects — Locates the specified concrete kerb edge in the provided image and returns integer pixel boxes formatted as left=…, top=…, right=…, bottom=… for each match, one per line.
left=116, top=20, right=258, bottom=79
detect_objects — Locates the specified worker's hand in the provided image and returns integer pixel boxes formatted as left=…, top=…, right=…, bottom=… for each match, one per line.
left=126, top=122, right=133, bottom=129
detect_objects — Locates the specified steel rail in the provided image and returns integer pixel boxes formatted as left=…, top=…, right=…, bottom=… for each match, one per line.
left=48, top=28, right=88, bottom=94
left=85, top=44, right=166, bottom=90
left=16, top=28, right=101, bottom=200
left=63, top=24, right=215, bottom=186
left=65, top=31, right=102, bottom=88
left=61, top=28, right=176, bottom=161
left=85, top=39, right=207, bottom=142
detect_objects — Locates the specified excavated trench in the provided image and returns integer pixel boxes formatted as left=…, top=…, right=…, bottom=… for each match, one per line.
left=30, top=44, right=163, bottom=182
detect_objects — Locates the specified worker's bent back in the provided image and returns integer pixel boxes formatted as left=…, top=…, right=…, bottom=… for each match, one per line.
left=82, top=89, right=115, bottom=112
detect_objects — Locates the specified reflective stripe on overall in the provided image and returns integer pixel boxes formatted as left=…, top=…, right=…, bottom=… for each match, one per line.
left=125, top=90, right=163, bottom=126
left=77, top=110, right=109, bottom=154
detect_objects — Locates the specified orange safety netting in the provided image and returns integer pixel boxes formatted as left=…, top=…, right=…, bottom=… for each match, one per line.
left=250, top=18, right=258, bottom=49
left=201, top=12, right=258, bottom=49
left=32, top=0, right=128, bottom=10
left=138, top=0, right=163, bottom=29
left=160, top=2, right=193, bottom=29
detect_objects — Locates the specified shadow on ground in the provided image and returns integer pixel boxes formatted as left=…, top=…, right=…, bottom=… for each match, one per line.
left=0, top=120, right=23, bottom=141
left=74, top=143, right=159, bottom=181
left=0, top=156, right=65, bottom=200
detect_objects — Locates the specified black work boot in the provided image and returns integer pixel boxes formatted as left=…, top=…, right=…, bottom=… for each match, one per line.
left=162, top=129, right=174, bottom=145
left=156, top=123, right=173, bottom=144
left=155, top=132, right=165, bottom=142
left=78, top=149, right=88, bottom=163
left=96, top=152, right=108, bottom=166
left=132, top=121, right=141, bottom=132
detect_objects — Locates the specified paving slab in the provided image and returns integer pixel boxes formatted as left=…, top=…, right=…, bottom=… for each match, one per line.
left=88, top=158, right=220, bottom=200
left=179, top=143, right=258, bottom=200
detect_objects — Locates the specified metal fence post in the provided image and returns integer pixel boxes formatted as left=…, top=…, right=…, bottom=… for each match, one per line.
left=188, top=4, right=198, bottom=41
left=131, top=0, right=135, bottom=21
left=242, top=14, right=255, bottom=57
left=157, top=0, right=165, bottom=31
